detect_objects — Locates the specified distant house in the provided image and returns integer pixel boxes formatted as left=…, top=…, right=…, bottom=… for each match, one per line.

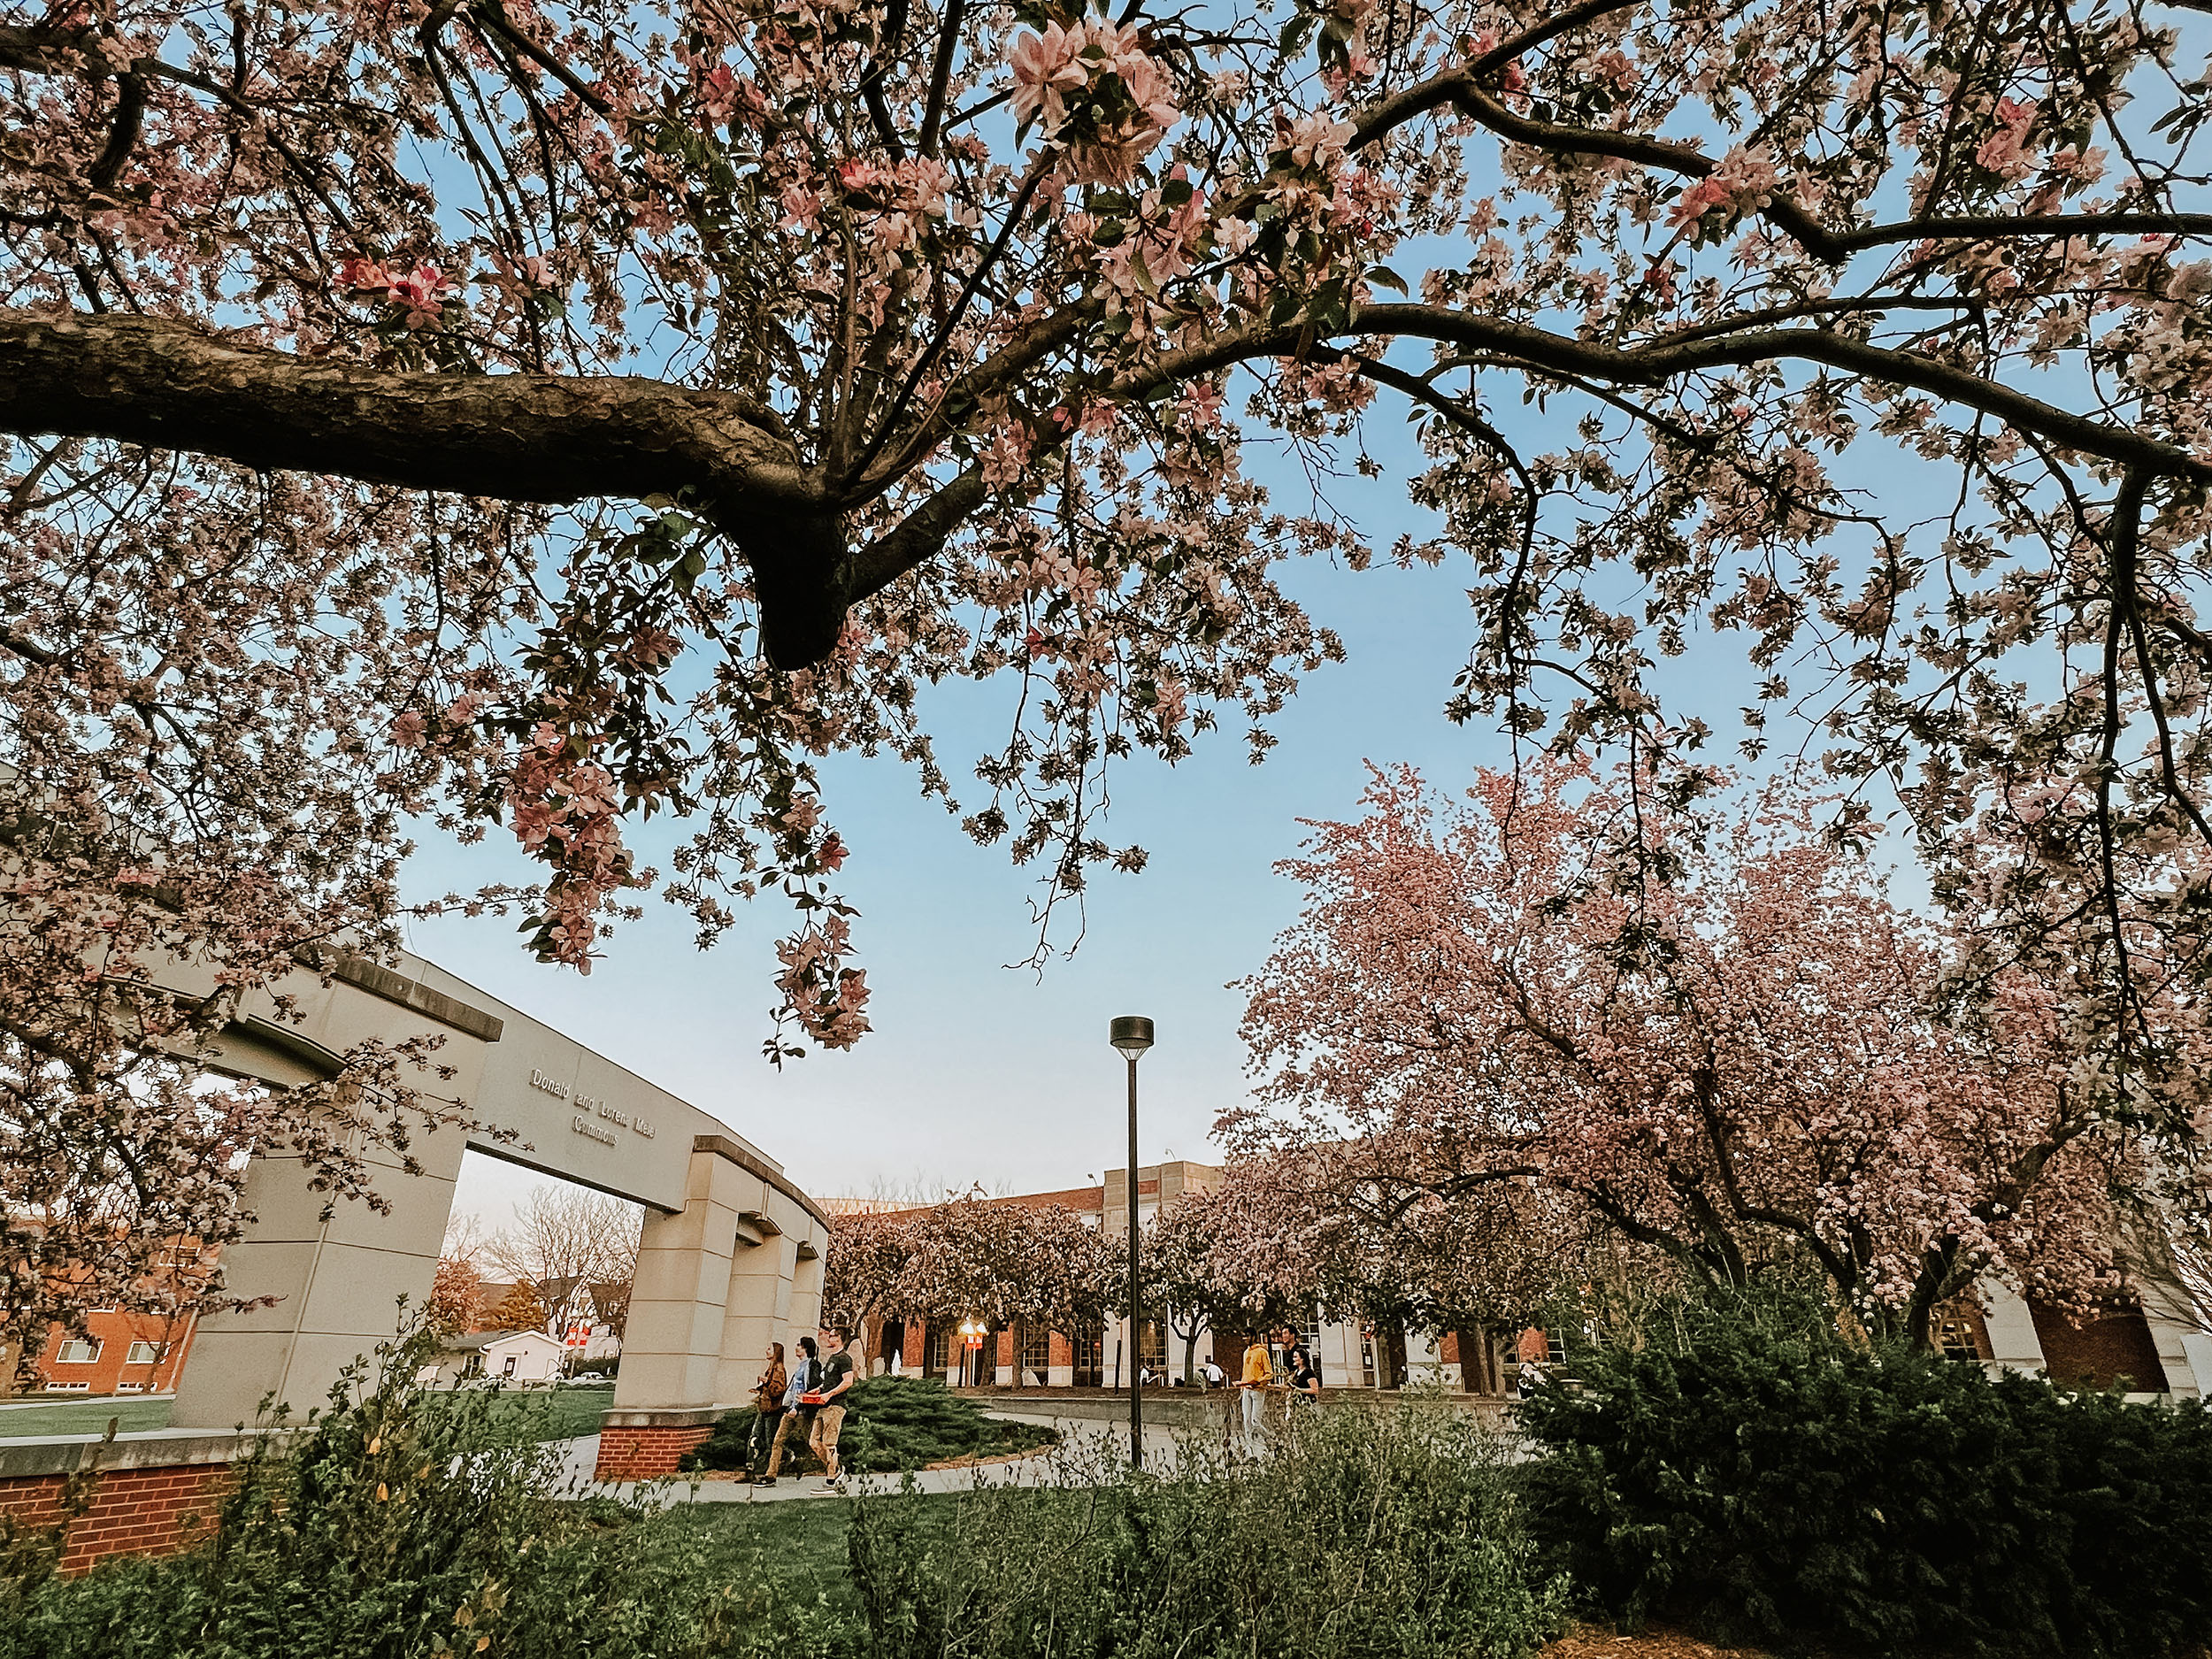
left=419, top=1328, right=566, bottom=1387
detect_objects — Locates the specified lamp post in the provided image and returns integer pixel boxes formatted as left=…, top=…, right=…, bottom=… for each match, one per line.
left=1110, top=1015, right=1154, bottom=1469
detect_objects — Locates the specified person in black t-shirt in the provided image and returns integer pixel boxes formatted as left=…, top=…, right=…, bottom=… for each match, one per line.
left=808, top=1325, right=858, bottom=1485
left=1282, top=1329, right=1322, bottom=1403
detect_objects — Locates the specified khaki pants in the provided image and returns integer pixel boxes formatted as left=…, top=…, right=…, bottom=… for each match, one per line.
left=810, top=1402, right=847, bottom=1478
left=765, top=1409, right=813, bottom=1476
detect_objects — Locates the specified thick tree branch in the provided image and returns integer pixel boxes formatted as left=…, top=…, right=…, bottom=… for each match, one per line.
left=0, top=310, right=808, bottom=508
left=0, top=310, right=884, bottom=666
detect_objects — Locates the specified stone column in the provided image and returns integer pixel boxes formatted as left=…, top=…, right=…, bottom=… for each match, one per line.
left=787, top=1233, right=826, bottom=1336
left=715, top=1230, right=797, bottom=1406
left=170, top=1106, right=466, bottom=1431
left=597, top=1145, right=751, bottom=1479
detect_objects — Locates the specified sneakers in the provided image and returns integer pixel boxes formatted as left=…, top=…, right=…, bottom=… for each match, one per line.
left=753, top=1476, right=777, bottom=1486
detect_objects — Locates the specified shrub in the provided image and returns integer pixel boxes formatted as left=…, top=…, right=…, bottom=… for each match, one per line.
left=1518, top=1294, right=2212, bottom=1655
left=846, top=1399, right=1568, bottom=1659
left=0, top=1322, right=825, bottom=1659
left=681, top=1376, right=1056, bottom=1474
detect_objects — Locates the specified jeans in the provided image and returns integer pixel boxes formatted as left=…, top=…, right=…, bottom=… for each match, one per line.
left=749, top=1406, right=784, bottom=1470
left=1240, top=1386, right=1267, bottom=1454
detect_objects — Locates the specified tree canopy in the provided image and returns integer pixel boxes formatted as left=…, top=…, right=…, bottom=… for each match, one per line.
left=1233, top=759, right=2206, bottom=1343
left=5, top=0, right=2211, bottom=1329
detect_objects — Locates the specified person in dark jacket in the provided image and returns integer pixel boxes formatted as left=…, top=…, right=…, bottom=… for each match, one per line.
left=744, top=1341, right=788, bottom=1478
left=757, top=1335, right=818, bottom=1485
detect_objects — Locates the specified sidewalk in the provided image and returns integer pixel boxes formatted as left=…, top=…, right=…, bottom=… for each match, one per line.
left=559, top=1409, right=1188, bottom=1504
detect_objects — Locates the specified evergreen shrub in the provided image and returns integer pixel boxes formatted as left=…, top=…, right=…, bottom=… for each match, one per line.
left=680, top=1375, right=1056, bottom=1474
left=1518, top=1295, right=2212, bottom=1655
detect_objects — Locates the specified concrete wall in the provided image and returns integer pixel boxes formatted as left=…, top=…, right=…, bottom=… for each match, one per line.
left=157, top=947, right=825, bottom=1437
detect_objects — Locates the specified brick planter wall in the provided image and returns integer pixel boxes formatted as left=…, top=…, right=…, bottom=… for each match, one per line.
left=0, top=1429, right=268, bottom=1574
left=0, top=1462, right=229, bottom=1571
left=593, top=1410, right=721, bottom=1480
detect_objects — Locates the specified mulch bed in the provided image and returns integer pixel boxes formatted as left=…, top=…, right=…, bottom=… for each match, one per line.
left=1541, top=1627, right=1782, bottom=1658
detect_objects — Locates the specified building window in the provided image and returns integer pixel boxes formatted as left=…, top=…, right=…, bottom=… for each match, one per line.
left=43, top=1380, right=91, bottom=1393
left=924, top=1325, right=952, bottom=1375
left=502, top=1356, right=518, bottom=1377
left=126, top=1340, right=159, bottom=1365
left=1070, top=1322, right=1105, bottom=1387
left=1021, top=1325, right=1051, bottom=1375
left=55, top=1339, right=101, bottom=1365
left=1136, top=1319, right=1167, bottom=1368
left=115, top=1381, right=146, bottom=1393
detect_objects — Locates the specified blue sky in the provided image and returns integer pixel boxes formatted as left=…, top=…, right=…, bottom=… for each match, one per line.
left=412, top=417, right=1793, bottom=1228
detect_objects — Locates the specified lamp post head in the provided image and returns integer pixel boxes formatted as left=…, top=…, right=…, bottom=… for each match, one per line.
left=1110, top=1015, right=1155, bottom=1056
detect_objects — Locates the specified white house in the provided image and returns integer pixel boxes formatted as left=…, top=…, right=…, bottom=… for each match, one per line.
left=419, top=1328, right=567, bottom=1387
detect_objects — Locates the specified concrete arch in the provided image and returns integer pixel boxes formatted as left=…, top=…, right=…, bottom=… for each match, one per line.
left=161, top=948, right=825, bottom=1475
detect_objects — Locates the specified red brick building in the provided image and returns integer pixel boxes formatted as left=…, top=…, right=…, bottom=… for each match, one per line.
left=22, top=1308, right=197, bottom=1396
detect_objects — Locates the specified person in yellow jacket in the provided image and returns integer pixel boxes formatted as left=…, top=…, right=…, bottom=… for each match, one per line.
left=1239, top=1333, right=1273, bottom=1455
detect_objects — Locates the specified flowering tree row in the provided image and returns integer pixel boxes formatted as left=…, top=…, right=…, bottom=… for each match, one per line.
left=1233, top=758, right=2212, bottom=1347
left=4, top=0, right=2209, bottom=1333
left=824, top=1191, right=1117, bottom=1335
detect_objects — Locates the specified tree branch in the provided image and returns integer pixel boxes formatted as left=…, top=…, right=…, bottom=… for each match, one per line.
left=0, top=309, right=809, bottom=509
left=1129, top=303, right=2212, bottom=483
left=1349, top=0, right=1646, bottom=150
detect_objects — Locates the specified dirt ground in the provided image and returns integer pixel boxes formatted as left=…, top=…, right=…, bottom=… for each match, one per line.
left=1542, top=1627, right=1781, bottom=1659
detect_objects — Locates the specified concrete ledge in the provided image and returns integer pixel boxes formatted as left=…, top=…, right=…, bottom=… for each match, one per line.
left=327, top=954, right=506, bottom=1043
left=693, top=1134, right=831, bottom=1232
left=601, top=1406, right=732, bottom=1430
left=0, top=1428, right=280, bottom=1481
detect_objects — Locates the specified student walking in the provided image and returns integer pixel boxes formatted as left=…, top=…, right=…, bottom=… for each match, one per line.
left=757, top=1335, right=818, bottom=1486
left=1239, top=1332, right=1272, bottom=1455
left=809, top=1325, right=858, bottom=1486
left=746, top=1341, right=788, bottom=1478
left=1282, top=1327, right=1320, bottom=1445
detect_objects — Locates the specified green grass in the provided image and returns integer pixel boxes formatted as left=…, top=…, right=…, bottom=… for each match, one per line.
left=644, top=1498, right=879, bottom=1610
left=436, top=1383, right=615, bottom=1445
left=632, top=1490, right=979, bottom=1618
left=0, top=1397, right=174, bottom=1440
left=0, top=1386, right=614, bottom=1444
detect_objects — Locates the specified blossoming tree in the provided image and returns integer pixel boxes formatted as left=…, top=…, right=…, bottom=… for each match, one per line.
left=1233, top=760, right=2202, bottom=1345
left=4, top=0, right=2210, bottom=1330
left=825, top=1191, right=1113, bottom=1345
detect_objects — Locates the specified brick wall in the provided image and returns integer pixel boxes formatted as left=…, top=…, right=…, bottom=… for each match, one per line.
left=27, top=1310, right=196, bottom=1396
left=2028, top=1298, right=2170, bottom=1393
left=593, top=1423, right=714, bottom=1480
left=0, top=1462, right=228, bottom=1572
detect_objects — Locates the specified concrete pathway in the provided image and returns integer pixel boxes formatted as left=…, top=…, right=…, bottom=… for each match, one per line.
left=556, top=1409, right=1195, bottom=1505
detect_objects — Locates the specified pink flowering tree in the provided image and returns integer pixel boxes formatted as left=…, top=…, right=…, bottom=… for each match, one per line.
left=826, top=1192, right=1113, bottom=1340
left=1234, top=760, right=2202, bottom=1347
left=4, top=0, right=2212, bottom=1325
